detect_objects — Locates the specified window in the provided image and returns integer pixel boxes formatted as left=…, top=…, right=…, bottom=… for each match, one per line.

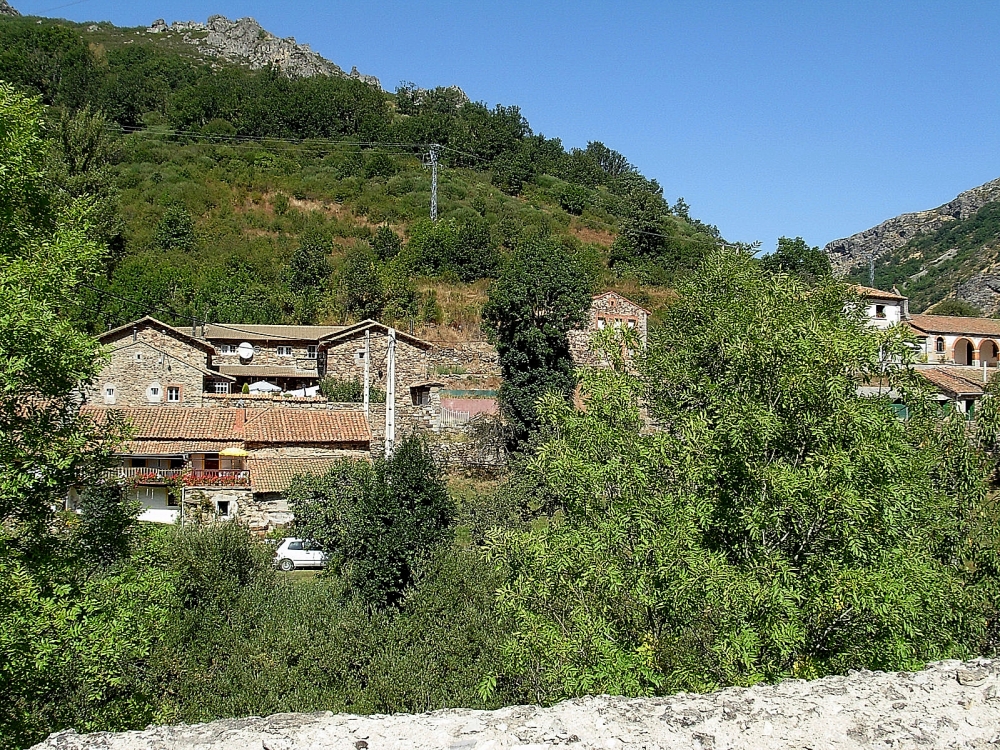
left=307, top=345, right=317, bottom=360
left=410, top=385, right=432, bottom=406
left=288, top=540, right=303, bottom=551
left=219, top=344, right=236, bottom=355
left=875, top=304, right=886, bottom=319
left=167, top=386, right=180, bottom=403
left=936, top=337, right=946, bottom=353
left=146, top=383, right=162, bottom=403
left=216, top=500, right=231, bottom=518
left=597, top=317, right=606, bottom=330
left=134, top=352, right=143, bottom=362
left=277, top=345, right=293, bottom=357
left=103, top=385, right=116, bottom=405
left=355, top=349, right=366, bottom=363
left=214, top=381, right=230, bottom=394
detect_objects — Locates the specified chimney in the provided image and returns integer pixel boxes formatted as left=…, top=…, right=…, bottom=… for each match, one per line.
left=234, top=407, right=246, bottom=433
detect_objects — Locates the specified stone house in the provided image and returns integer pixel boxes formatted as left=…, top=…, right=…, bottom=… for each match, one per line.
left=79, top=405, right=370, bottom=532
left=569, top=291, right=650, bottom=366
left=88, top=317, right=235, bottom=407
left=198, top=323, right=346, bottom=393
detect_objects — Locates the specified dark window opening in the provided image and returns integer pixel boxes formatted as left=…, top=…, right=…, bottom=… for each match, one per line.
left=410, top=385, right=431, bottom=406
left=216, top=500, right=230, bottom=517
left=936, top=337, right=945, bottom=353
left=875, top=304, right=886, bottom=319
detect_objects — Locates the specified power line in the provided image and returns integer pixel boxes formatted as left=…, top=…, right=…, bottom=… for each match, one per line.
left=78, top=281, right=489, bottom=344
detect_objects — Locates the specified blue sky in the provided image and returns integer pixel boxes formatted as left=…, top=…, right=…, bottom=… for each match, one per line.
left=17, top=0, right=1000, bottom=250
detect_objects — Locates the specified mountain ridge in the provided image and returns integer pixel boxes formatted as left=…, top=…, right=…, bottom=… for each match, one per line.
left=824, top=176, right=1000, bottom=276
left=145, top=14, right=381, bottom=86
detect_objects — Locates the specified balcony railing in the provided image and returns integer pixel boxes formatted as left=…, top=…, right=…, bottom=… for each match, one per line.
left=107, top=467, right=186, bottom=483
left=183, top=469, right=250, bottom=487
left=108, top=467, right=250, bottom=487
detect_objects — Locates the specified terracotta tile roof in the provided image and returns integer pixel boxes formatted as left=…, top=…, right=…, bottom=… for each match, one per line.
left=81, top=407, right=372, bottom=446
left=196, top=324, right=347, bottom=341
left=216, top=365, right=321, bottom=379
left=853, top=285, right=907, bottom=301
left=242, top=409, right=371, bottom=444
left=908, top=315, right=1000, bottom=338
left=917, top=367, right=987, bottom=397
left=82, top=407, right=237, bottom=439
left=123, top=440, right=241, bottom=455
left=247, top=456, right=355, bottom=494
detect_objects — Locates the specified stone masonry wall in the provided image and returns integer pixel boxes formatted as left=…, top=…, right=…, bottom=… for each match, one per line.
left=86, top=323, right=218, bottom=407
left=86, top=341, right=207, bottom=407
left=33, top=658, right=1000, bottom=750
left=570, top=293, right=649, bottom=367
left=211, top=341, right=320, bottom=374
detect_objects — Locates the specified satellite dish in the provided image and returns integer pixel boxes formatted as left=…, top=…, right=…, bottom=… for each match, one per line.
left=237, top=342, right=254, bottom=360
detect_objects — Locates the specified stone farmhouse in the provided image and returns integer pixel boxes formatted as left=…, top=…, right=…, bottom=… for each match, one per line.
left=78, top=406, right=370, bottom=532
left=568, top=291, right=650, bottom=366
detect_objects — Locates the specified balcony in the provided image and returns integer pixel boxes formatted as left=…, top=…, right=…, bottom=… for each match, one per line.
left=108, top=467, right=186, bottom=484
left=183, top=469, right=251, bottom=487
left=108, top=467, right=250, bottom=488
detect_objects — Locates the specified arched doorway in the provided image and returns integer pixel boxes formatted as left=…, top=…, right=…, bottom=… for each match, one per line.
left=981, top=340, right=1000, bottom=367
left=954, top=338, right=974, bottom=366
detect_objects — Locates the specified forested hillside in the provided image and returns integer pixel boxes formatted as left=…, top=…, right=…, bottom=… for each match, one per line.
left=0, top=12, right=721, bottom=334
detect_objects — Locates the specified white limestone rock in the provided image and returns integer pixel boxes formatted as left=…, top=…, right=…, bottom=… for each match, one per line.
left=30, top=658, right=1000, bottom=750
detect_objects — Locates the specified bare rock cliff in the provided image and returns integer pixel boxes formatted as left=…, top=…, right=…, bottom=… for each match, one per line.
left=0, top=0, right=20, bottom=17
left=146, top=15, right=381, bottom=88
left=31, top=659, right=1000, bottom=749
left=824, top=177, right=1000, bottom=275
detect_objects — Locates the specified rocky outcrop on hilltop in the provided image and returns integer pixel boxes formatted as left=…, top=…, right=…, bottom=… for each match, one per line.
left=824, top=177, right=1000, bottom=275
left=0, top=0, right=21, bottom=17
left=30, top=659, right=1000, bottom=750
left=146, top=15, right=381, bottom=87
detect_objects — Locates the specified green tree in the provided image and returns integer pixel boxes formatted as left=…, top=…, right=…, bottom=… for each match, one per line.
left=0, top=83, right=172, bottom=750
left=487, top=248, right=996, bottom=702
left=482, top=237, right=593, bottom=447
left=288, top=435, right=454, bottom=609
left=339, top=246, right=385, bottom=320
left=928, top=298, right=982, bottom=317
left=0, top=83, right=120, bottom=536
left=371, top=224, right=402, bottom=261
left=288, top=232, right=332, bottom=294
left=760, top=236, right=832, bottom=284
left=154, top=205, right=196, bottom=253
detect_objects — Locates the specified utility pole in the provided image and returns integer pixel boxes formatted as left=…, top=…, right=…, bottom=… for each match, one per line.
left=385, top=327, right=396, bottom=458
left=363, top=328, right=370, bottom=416
left=429, top=144, right=440, bottom=221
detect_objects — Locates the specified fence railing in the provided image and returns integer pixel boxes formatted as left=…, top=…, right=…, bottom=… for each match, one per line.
left=439, top=406, right=472, bottom=429
left=108, top=467, right=250, bottom=487
left=184, top=469, right=251, bottom=487
left=107, top=467, right=186, bottom=483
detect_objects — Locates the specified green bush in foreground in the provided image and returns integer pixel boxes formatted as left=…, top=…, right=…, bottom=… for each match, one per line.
left=487, top=248, right=1000, bottom=702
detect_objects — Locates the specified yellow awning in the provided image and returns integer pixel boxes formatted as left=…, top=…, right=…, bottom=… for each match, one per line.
left=219, top=447, right=249, bottom=457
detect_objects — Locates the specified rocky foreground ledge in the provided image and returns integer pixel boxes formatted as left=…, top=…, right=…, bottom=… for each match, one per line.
left=32, top=659, right=1000, bottom=749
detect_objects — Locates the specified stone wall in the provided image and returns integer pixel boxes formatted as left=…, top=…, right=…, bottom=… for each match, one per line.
left=87, top=344, right=207, bottom=407
left=32, top=658, right=1000, bottom=750
left=570, top=293, right=649, bottom=367
left=211, top=342, right=320, bottom=373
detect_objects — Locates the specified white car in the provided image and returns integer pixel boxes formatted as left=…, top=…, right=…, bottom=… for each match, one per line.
left=273, top=538, right=328, bottom=571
